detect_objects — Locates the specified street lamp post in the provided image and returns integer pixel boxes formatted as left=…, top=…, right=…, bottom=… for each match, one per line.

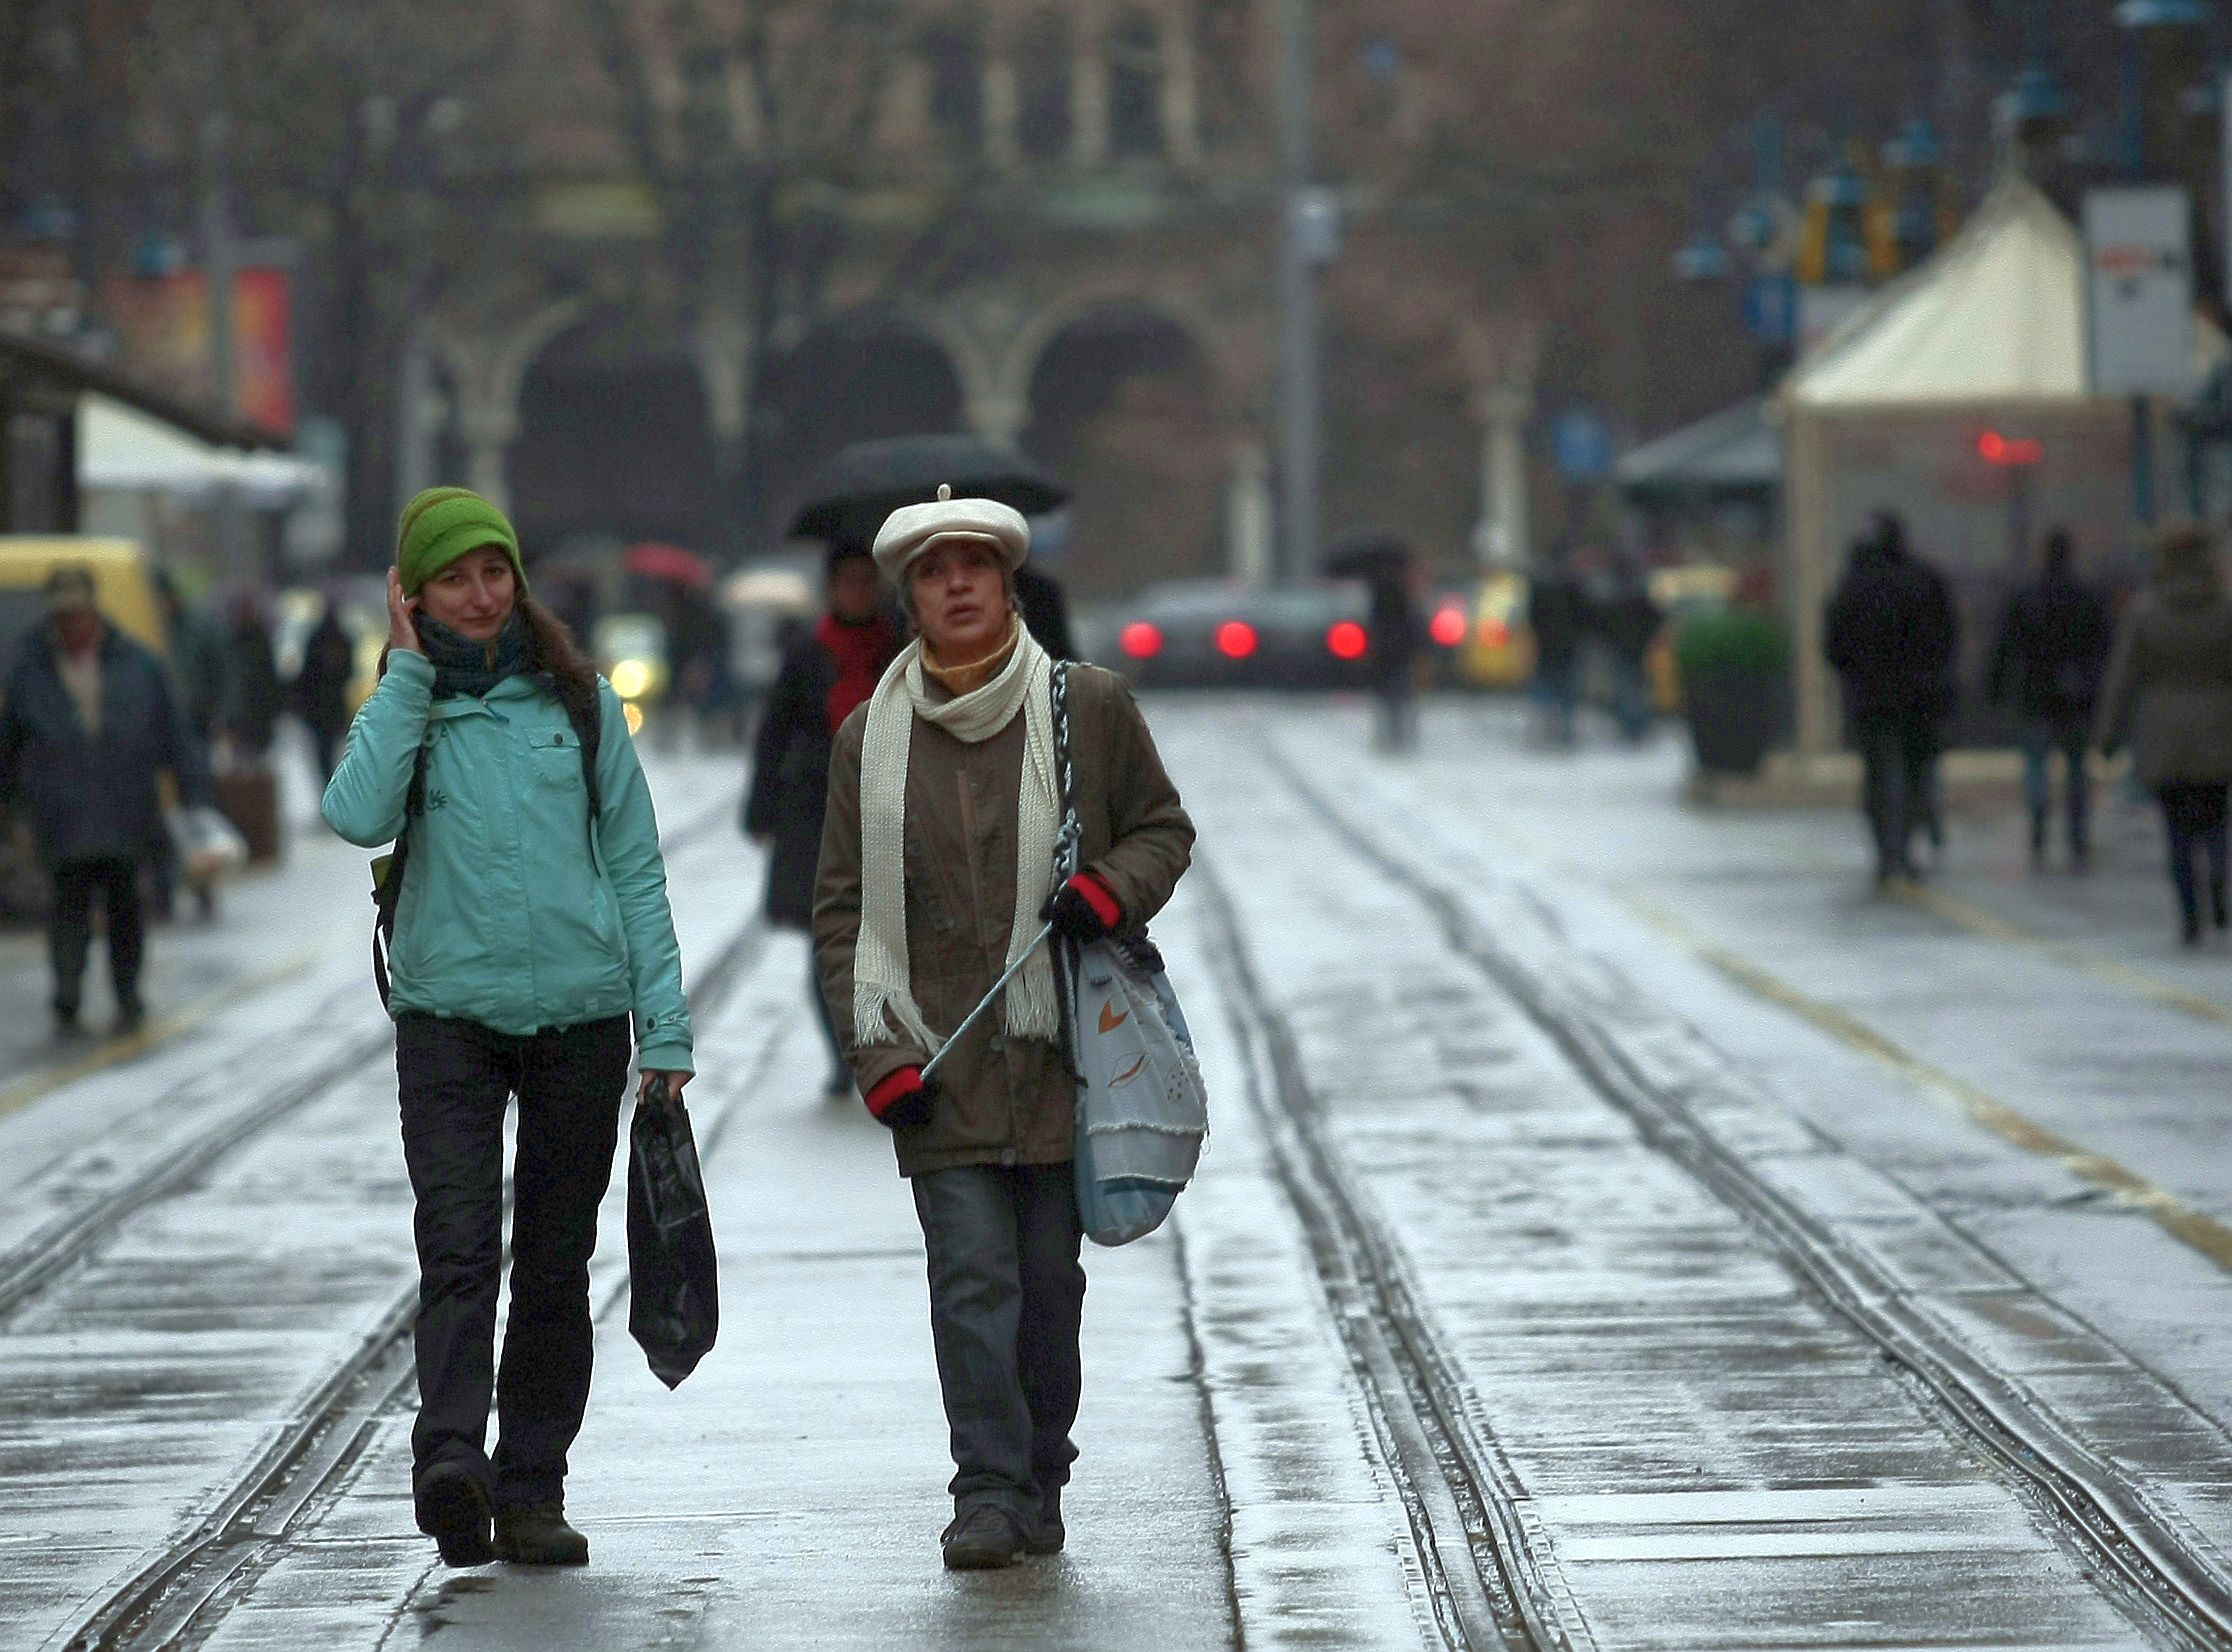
left=1274, top=0, right=1331, bottom=583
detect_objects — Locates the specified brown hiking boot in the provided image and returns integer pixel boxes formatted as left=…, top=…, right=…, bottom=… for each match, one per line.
left=493, top=1502, right=590, bottom=1566
left=941, top=1503, right=1028, bottom=1571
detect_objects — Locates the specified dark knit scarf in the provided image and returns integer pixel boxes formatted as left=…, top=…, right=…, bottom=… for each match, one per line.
left=818, top=611, right=899, bottom=733
left=421, top=609, right=531, bottom=700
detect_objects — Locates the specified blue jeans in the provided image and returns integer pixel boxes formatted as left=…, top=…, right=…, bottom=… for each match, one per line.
left=2019, top=720, right=2090, bottom=858
left=911, top=1163, right=1085, bottom=1522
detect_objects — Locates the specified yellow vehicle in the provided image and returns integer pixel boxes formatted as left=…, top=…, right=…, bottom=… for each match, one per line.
left=0, top=537, right=166, bottom=674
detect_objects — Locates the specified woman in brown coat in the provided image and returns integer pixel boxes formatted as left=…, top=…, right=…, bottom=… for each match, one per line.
left=813, top=488, right=1193, bottom=1570
left=2095, top=521, right=2232, bottom=945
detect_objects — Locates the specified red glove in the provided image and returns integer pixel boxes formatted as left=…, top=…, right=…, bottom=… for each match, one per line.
left=1041, top=872, right=1122, bottom=942
left=863, top=1066, right=936, bottom=1131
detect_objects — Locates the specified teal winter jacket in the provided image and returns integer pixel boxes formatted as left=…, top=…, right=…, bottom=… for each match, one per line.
left=322, top=650, right=693, bottom=1072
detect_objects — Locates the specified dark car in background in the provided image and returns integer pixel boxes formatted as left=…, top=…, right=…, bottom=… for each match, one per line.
left=1090, top=579, right=1376, bottom=690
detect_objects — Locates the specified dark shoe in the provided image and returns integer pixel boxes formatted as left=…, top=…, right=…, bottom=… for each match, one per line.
left=2182, top=914, right=2203, bottom=948
left=113, top=995, right=146, bottom=1037
left=52, top=1002, right=82, bottom=1039
left=941, top=1503, right=1028, bottom=1571
left=416, top=1462, right=495, bottom=1567
left=494, top=1502, right=590, bottom=1566
left=2213, top=882, right=2228, bottom=931
left=1024, top=1488, right=1065, bottom=1556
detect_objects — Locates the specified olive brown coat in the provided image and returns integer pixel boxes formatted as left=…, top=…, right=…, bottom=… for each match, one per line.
left=812, top=663, right=1194, bottom=1177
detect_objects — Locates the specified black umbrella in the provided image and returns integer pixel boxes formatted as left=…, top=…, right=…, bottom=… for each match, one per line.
left=786, top=434, right=1070, bottom=545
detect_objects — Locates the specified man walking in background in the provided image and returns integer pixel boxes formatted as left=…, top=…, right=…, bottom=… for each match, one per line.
left=0, top=567, right=210, bottom=1036
left=1825, top=513, right=1958, bottom=887
left=1989, top=527, right=2111, bottom=872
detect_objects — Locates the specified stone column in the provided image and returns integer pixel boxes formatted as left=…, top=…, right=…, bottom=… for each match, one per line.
left=1226, top=436, right=1274, bottom=584
left=1071, top=9, right=1110, bottom=167
left=983, top=48, right=1021, bottom=171
left=965, top=389, right=1029, bottom=451
left=456, top=402, right=519, bottom=515
left=1470, top=382, right=1532, bottom=569
left=1160, top=2, right=1201, bottom=170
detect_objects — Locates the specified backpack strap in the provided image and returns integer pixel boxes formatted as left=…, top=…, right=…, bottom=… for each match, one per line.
left=371, top=739, right=432, bottom=1008
left=562, top=679, right=603, bottom=823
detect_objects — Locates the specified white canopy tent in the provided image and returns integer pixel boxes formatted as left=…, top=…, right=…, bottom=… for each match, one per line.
left=76, top=393, right=318, bottom=506
left=1777, top=176, right=2175, bottom=758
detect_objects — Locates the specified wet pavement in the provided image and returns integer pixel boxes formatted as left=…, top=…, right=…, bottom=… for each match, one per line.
left=5, top=700, right=2232, bottom=1649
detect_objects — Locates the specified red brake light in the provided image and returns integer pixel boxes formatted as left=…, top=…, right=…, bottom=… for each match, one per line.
left=1120, top=621, right=1164, bottom=660
left=1327, top=621, right=1369, bottom=660
left=1215, top=621, right=1259, bottom=660
left=1430, top=605, right=1468, bottom=647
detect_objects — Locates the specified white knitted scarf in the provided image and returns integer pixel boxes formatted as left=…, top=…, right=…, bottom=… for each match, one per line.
left=854, top=621, right=1061, bottom=1054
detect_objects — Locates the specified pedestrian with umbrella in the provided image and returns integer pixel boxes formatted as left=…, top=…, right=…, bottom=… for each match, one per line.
left=742, top=537, right=902, bottom=1093
left=323, top=487, right=695, bottom=1570
left=812, top=486, right=1193, bottom=1570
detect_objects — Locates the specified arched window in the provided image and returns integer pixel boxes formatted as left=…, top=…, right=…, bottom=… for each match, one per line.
left=1015, top=8, right=1072, bottom=161
left=921, top=16, right=984, bottom=157
left=1107, top=8, right=1164, bottom=159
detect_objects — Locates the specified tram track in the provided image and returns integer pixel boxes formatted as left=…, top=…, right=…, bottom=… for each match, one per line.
left=0, top=789, right=738, bottom=1330
left=1259, top=740, right=2232, bottom=1652
left=1195, top=858, right=1581, bottom=1652
left=46, top=900, right=774, bottom=1652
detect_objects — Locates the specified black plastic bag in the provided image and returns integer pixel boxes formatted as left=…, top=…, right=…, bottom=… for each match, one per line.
left=626, top=1078, right=718, bottom=1388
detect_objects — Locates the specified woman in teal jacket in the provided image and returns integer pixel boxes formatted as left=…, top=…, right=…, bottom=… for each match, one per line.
left=324, top=487, right=694, bottom=1571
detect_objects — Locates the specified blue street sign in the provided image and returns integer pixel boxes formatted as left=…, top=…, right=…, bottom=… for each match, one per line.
left=1553, top=409, right=1615, bottom=482
left=1744, top=274, right=1798, bottom=344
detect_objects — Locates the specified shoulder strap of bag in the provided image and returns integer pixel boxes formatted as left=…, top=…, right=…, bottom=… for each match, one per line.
left=372, top=740, right=432, bottom=1007
left=1051, top=660, right=1081, bottom=880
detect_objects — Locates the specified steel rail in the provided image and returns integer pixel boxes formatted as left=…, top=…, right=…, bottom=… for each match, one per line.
left=1266, top=743, right=2232, bottom=1652
left=49, top=905, right=772, bottom=1652
left=1195, top=860, right=1580, bottom=1652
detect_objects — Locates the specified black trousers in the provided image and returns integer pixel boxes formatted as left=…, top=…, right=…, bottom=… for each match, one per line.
left=2158, top=783, right=2231, bottom=932
left=911, top=1163, right=1086, bottom=1523
left=49, top=855, right=143, bottom=1015
left=1853, top=711, right=1937, bottom=876
left=396, top=1013, right=632, bottom=1512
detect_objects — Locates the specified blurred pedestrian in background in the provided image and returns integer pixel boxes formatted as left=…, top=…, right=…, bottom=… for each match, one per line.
left=1988, top=527, right=2111, bottom=872
left=153, top=570, right=229, bottom=918
left=743, top=540, right=901, bottom=1095
left=1364, top=547, right=1421, bottom=753
left=292, top=596, right=358, bottom=786
left=1528, top=551, right=1589, bottom=749
left=1825, top=512, right=1958, bottom=887
left=2094, top=521, right=2232, bottom=948
left=222, top=592, right=283, bottom=762
left=0, top=566, right=210, bottom=1036
left=324, top=487, right=694, bottom=1570
left=1594, top=554, right=1664, bottom=743
left=814, top=488, right=1193, bottom=1571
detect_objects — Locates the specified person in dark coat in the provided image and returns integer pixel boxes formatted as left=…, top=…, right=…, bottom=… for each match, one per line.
left=1528, top=555, right=1589, bottom=748
left=1988, top=527, right=2111, bottom=870
left=0, top=566, right=210, bottom=1035
left=292, top=599, right=358, bottom=785
left=153, top=570, right=230, bottom=919
left=1363, top=554, right=1422, bottom=752
left=2094, top=521, right=2232, bottom=946
left=1013, top=562, right=1076, bottom=662
left=1594, top=555, right=1664, bottom=742
left=743, top=542, right=901, bottom=1092
left=1824, top=513, right=1959, bottom=886
left=222, top=594, right=283, bottom=760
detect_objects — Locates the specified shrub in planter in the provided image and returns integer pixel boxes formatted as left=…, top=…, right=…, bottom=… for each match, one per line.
left=1674, top=606, right=1791, bottom=775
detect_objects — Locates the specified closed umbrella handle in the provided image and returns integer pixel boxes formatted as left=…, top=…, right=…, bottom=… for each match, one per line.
left=920, top=922, right=1055, bottom=1087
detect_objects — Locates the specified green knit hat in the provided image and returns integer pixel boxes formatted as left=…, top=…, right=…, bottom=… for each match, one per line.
left=397, top=487, right=529, bottom=598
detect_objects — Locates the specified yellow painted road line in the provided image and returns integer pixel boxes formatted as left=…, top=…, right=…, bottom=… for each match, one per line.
left=0, top=946, right=330, bottom=1124
left=1889, top=880, right=2232, bottom=1032
left=1620, top=890, right=2232, bottom=1276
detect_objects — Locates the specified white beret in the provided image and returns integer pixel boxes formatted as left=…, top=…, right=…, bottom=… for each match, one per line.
left=872, top=484, right=1030, bottom=584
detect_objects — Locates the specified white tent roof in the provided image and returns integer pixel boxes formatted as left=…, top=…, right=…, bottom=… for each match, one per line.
left=76, top=393, right=319, bottom=504
left=1786, top=176, right=2089, bottom=409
